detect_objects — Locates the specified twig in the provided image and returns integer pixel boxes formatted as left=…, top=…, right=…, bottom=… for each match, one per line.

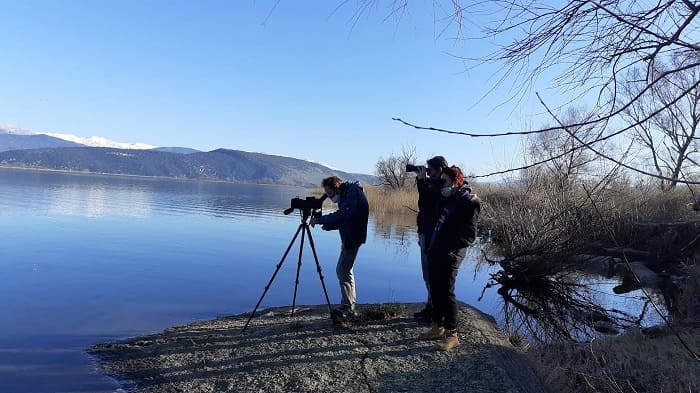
left=537, top=92, right=700, bottom=185
left=538, top=92, right=699, bottom=360
left=584, top=172, right=700, bottom=362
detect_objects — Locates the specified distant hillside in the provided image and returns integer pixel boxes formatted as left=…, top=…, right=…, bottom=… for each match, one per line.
left=152, top=147, right=201, bottom=154
left=0, top=133, right=84, bottom=152
left=0, top=147, right=376, bottom=187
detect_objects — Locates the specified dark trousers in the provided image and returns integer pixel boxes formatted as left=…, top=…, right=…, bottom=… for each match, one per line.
left=428, top=248, right=466, bottom=330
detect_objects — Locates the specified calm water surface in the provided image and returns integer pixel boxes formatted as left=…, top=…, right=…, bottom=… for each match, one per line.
left=0, top=169, right=500, bottom=392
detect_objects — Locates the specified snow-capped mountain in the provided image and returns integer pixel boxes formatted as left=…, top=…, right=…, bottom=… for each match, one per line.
left=0, top=124, right=34, bottom=135
left=0, top=124, right=155, bottom=150
left=42, top=132, right=155, bottom=150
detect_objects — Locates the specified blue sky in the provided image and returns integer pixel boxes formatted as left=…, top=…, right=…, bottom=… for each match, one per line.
left=0, top=0, right=552, bottom=175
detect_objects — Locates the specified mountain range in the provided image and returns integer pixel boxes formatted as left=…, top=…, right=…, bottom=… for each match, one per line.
left=0, top=126, right=375, bottom=187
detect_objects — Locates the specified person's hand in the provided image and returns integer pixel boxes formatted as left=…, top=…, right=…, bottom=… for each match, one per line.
left=310, top=217, right=319, bottom=227
left=416, top=166, right=427, bottom=179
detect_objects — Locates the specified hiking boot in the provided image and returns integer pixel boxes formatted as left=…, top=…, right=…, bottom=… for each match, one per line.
left=339, top=305, right=358, bottom=318
left=419, top=324, right=445, bottom=340
left=331, top=306, right=357, bottom=323
left=437, top=330, right=459, bottom=351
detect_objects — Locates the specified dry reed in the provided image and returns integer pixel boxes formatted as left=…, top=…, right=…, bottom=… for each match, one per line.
left=363, top=184, right=418, bottom=218
left=356, top=179, right=699, bottom=392
left=529, top=325, right=700, bottom=392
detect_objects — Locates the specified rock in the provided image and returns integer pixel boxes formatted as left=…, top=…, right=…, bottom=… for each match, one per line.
left=569, top=254, right=620, bottom=277
left=614, top=261, right=663, bottom=287
left=613, top=281, right=642, bottom=294
left=593, top=321, right=619, bottom=335
left=640, top=325, right=670, bottom=338
left=89, top=303, right=547, bottom=393
left=600, top=247, right=651, bottom=260
left=584, top=309, right=613, bottom=323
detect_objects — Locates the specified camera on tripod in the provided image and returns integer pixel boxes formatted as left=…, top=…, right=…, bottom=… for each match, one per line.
left=243, top=193, right=333, bottom=332
left=283, top=194, right=327, bottom=217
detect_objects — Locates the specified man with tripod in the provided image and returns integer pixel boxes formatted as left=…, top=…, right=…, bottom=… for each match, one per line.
left=310, top=176, right=369, bottom=320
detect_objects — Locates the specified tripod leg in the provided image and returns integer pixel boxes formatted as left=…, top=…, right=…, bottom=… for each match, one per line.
left=242, top=223, right=304, bottom=333
left=305, top=225, right=333, bottom=314
left=290, top=223, right=306, bottom=316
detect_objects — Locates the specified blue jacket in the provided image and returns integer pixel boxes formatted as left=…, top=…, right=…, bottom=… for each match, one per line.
left=317, top=181, right=369, bottom=248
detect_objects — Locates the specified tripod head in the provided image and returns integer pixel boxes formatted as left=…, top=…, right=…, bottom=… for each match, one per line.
left=283, top=194, right=327, bottom=222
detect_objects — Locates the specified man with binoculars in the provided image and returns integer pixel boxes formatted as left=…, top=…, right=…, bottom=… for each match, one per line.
left=407, top=156, right=450, bottom=322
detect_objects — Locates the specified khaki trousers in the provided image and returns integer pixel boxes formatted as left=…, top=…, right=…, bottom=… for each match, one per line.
left=336, top=244, right=360, bottom=309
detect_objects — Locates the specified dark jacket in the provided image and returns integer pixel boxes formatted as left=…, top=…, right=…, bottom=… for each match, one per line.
left=317, top=181, right=369, bottom=248
left=428, top=184, right=480, bottom=255
left=416, top=177, right=442, bottom=236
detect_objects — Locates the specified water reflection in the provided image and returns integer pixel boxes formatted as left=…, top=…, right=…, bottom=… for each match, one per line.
left=370, top=213, right=416, bottom=258
left=0, top=169, right=306, bottom=220
left=365, top=210, right=664, bottom=343
left=479, top=256, right=666, bottom=342
left=47, top=183, right=153, bottom=218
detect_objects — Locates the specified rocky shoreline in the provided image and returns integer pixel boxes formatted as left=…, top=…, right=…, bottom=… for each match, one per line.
left=89, top=303, right=546, bottom=393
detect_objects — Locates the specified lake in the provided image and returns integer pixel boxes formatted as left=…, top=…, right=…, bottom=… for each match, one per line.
left=0, top=168, right=501, bottom=392
left=0, top=168, right=658, bottom=392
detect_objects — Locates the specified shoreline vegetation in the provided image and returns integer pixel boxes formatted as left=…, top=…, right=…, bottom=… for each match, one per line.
left=363, top=177, right=700, bottom=392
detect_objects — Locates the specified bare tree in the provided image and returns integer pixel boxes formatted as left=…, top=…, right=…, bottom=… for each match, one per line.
left=470, top=1, right=700, bottom=112
left=377, top=1, right=700, bottom=185
left=375, top=145, right=417, bottom=189
left=622, top=52, right=700, bottom=190
left=370, top=1, right=700, bottom=112
left=527, top=107, right=609, bottom=190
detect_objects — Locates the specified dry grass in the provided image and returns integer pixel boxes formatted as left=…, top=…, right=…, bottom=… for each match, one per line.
left=361, top=302, right=407, bottom=321
left=677, top=265, right=700, bottom=322
left=312, top=185, right=418, bottom=218
left=527, top=267, right=700, bottom=392
left=361, top=180, right=700, bottom=392
left=476, top=179, right=699, bottom=262
left=529, top=326, right=700, bottom=392
left=363, top=184, right=418, bottom=217
left=357, top=179, right=697, bottom=271
left=478, top=179, right=700, bottom=392
left=477, top=181, right=596, bottom=262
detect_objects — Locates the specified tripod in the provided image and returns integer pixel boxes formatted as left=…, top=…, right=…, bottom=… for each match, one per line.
left=242, top=208, right=332, bottom=332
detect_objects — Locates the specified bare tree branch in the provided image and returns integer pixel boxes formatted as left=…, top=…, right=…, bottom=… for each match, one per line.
left=538, top=92, right=700, bottom=186
left=374, top=145, right=417, bottom=189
